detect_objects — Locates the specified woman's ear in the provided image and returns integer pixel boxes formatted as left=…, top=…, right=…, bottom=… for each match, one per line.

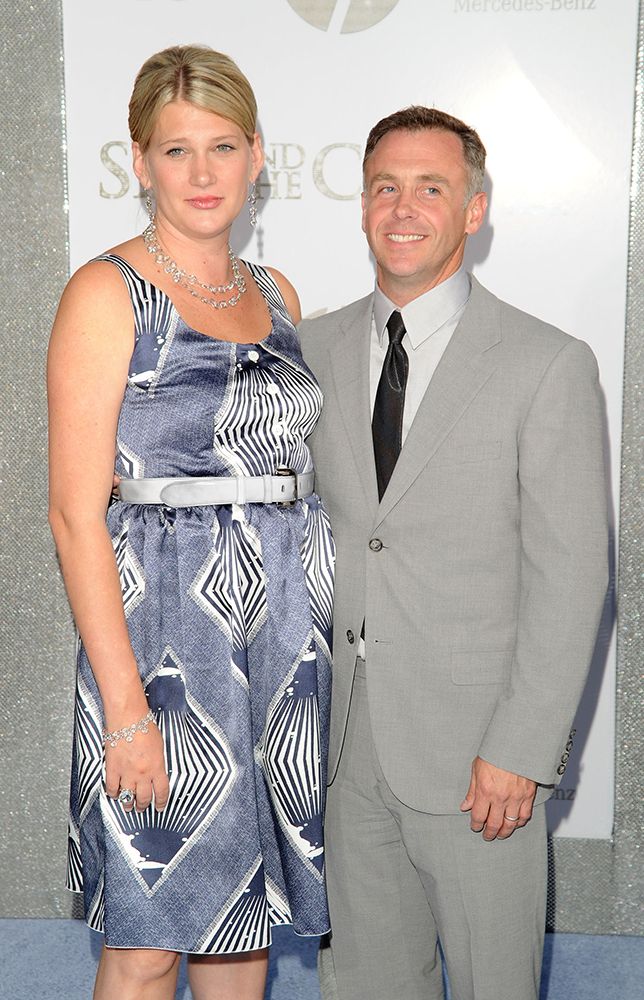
left=132, top=142, right=151, bottom=190
left=250, top=133, right=265, bottom=182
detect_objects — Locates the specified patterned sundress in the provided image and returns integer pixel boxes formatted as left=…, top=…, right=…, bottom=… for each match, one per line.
left=66, top=256, right=335, bottom=953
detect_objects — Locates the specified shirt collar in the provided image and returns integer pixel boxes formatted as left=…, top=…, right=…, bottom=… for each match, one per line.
left=373, top=268, right=471, bottom=349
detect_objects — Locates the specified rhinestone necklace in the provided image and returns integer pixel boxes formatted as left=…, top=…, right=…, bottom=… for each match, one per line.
left=142, top=221, right=246, bottom=309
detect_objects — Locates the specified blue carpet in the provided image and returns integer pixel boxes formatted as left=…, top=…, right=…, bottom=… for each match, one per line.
left=0, top=919, right=642, bottom=999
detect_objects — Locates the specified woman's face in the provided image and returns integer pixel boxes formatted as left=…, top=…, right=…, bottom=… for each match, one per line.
left=133, top=99, right=263, bottom=245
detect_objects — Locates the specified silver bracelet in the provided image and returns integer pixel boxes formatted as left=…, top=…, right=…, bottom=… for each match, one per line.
left=102, top=709, right=156, bottom=749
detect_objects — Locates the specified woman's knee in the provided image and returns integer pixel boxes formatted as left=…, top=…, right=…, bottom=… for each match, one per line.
left=105, top=946, right=179, bottom=983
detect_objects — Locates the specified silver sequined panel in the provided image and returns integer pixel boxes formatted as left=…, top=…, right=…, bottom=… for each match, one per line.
left=0, top=0, right=82, bottom=920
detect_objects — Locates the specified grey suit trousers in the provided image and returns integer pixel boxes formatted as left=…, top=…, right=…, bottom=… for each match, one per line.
left=321, top=660, right=547, bottom=1000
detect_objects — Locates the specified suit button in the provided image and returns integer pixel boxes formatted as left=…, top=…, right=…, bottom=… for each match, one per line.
left=369, top=538, right=383, bottom=552
left=346, top=629, right=355, bottom=644
left=557, top=763, right=566, bottom=775
left=561, top=751, right=570, bottom=764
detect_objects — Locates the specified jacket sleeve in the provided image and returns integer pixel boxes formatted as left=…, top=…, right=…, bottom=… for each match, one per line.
left=477, top=338, right=609, bottom=784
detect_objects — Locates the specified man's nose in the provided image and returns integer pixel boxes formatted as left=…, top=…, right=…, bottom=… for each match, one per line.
left=392, top=191, right=416, bottom=218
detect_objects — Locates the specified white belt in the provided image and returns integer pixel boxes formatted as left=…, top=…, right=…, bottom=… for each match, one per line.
left=117, top=469, right=315, bottom=508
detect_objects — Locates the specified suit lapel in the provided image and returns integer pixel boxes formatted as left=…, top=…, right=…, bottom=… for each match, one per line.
left=327, top=295, right=380, bottom=514
left=374, top=279, right=502, bottom=528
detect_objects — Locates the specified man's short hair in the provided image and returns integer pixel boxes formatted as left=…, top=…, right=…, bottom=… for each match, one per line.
left=363, top=106, right=486, bottom=202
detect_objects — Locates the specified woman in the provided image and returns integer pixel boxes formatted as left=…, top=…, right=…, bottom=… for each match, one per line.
left=48, top=45, right=334, bottom=1000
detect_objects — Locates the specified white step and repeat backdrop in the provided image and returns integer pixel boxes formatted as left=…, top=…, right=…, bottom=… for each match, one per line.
left=62, top=0, right=639, bottom=840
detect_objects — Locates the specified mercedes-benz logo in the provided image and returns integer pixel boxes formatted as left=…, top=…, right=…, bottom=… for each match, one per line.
left=286, top=0, right=400, bottom=34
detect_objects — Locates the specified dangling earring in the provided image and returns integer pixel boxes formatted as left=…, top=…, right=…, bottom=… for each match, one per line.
left=145, top=190, right=155, bottom=221
left=247, top=182, right=258, bottom=227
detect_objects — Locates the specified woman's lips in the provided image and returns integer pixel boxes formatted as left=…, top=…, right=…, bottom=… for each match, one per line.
left=186, top=196, right=223, bottom=209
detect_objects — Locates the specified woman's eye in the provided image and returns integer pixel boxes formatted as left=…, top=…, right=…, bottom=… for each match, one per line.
left=216, top=143, right=235, bottom=153
left=166, top=147, right=185, bottom=157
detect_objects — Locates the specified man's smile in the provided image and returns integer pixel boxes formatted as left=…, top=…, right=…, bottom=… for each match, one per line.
left=386, top=233, right=426, bottom=242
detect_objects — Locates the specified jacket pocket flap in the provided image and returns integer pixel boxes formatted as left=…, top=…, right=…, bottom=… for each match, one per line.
left=451, top=648, right=513, bottom=685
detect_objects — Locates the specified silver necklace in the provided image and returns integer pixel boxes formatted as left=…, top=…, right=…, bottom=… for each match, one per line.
left=142, top=221, right=246, bottom=309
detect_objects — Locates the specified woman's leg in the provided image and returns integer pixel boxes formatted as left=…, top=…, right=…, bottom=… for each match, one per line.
left=93, top=946, right=181, bottom=1000
left=187, top=947, right=269, bottom=1000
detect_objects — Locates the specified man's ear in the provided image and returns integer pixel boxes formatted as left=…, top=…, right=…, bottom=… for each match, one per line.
left=465, top=191, right=487, bottom=236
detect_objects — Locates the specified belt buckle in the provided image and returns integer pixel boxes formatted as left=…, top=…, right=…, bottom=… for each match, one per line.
left=276, top=467, right=297, bottom=506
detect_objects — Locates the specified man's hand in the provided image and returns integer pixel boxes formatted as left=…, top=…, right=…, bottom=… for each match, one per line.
left=460, top=756, right=537, bottom=841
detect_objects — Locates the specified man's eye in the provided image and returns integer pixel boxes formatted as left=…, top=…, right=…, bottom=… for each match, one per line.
left=424, top=187, right=440, bottom=195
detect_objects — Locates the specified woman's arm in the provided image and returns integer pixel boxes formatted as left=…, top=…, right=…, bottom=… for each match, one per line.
left=48, top=261, right=168, bottom=812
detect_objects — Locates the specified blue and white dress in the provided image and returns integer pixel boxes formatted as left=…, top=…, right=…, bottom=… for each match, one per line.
left=67, top=257, right=335, bottom=953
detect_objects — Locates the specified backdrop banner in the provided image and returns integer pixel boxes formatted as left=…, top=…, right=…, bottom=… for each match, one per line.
left=61, top=0, right=639, bottom=840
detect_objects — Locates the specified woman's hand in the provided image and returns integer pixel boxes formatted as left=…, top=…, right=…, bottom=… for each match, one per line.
left=105, top=721, right=170, bottom=813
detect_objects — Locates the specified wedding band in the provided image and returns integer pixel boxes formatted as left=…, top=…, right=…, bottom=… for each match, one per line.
left=118, top=788, right=135, bottom=806
left=504, top=814, right=519, bottom=822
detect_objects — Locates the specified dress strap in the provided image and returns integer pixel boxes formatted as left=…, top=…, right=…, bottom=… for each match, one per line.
left=92, top=254, right=174, bottom=343
left=244, top=261, right=292, bottom=323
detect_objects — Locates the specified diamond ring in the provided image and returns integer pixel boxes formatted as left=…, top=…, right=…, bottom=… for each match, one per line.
left=118, top=788, right=135, bottom=806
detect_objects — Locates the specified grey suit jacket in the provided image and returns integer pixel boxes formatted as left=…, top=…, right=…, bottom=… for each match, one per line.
left=299, top=277, right=608, bottom=814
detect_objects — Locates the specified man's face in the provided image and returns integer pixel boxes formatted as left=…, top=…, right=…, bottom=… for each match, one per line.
left=361, top=128, right=487, bottom=305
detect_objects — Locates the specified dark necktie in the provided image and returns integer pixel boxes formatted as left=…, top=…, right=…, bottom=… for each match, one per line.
left=372, top=310, right=408, bottom=500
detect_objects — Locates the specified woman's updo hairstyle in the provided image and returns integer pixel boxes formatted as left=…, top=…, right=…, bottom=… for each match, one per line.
left=128, top=44, right=257, bottom=152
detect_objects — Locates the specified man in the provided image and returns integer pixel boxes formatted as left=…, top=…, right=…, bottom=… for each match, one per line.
left=298, top=107, right=608, bottom=1000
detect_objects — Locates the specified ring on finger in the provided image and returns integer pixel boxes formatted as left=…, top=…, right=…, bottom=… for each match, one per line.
left=504, top=813, right=520, bottom=822
left=118, top=788, right=135, bottom=806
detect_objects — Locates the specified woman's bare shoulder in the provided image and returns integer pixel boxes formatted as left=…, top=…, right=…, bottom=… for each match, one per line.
left=52, top=251, right=135, bottom=346
left=264, top=266, right=302, bottom=324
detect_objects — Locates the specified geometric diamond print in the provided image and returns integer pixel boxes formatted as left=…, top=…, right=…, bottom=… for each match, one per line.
left=66, top=822, right=83, bottom=894
left=266, top=875, right=291, bottom=927
left=104, top=648, right=237, bottom=893
left=300, top=499, right=335, bottom=661
left=189, top=506, right=267, bottom=680
left=117, top=438, right=144, bottom=479
left=260, top=643, right=324, bottom=877
left=197, top=858, right=270, bottom=955
left=112, top=520, right=145, bottom=618
left=73, top=677, right=104, bottom=825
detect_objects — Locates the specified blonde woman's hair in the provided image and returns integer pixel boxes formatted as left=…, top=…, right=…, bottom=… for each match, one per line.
left=128, top=44, right=257, bottom=151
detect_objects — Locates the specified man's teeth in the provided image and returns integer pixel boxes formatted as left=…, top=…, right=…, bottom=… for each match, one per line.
left=387, top=234, right=424, bottom=242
